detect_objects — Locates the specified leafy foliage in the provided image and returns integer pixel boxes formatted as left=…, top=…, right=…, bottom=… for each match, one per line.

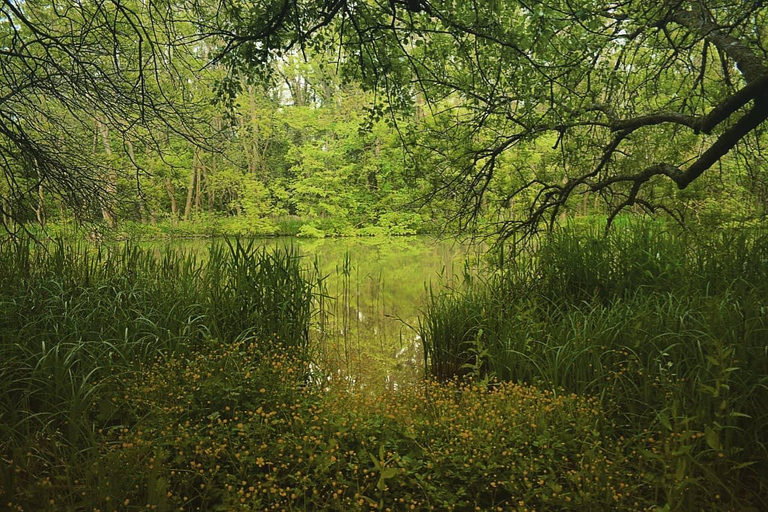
left=5, top=1, right=768, bottom=240
left=204, top=0, right=768, bottom=239
left=5, top=336, right=669, bottom=511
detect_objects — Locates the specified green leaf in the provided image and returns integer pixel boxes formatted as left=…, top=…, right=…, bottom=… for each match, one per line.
left=705, top=426, right=721, bottom=451
left=657, top=410, right=672, bottom=431
left=377, top=467, right=398, bottom=490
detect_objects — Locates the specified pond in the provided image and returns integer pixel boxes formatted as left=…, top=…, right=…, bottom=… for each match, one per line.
left=164, top=235, right=483, bottom=390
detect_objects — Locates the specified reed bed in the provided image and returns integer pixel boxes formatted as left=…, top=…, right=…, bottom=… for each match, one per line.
left=3, top=227, right=768, bottom=510
left=0, top=237, right=319, bottom=506
left=420, top=221, right=768, bottom=508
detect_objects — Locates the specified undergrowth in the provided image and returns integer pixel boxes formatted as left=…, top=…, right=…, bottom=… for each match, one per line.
left=420, top=221, right=768, bottom=509
left=2, top=227, right=766, bottom=510
left=6, top=340, right=663, bottom=511
left=0, top=238, right=318, bottom=510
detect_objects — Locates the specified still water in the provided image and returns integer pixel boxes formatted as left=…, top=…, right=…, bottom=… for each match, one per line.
left=167, top=235, right=482, bottom=389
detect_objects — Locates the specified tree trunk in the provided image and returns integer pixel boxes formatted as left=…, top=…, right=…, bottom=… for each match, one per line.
left=1, top=196, right=10, bottom=229
left=126, top=139, right=153, bottom=224
left=97, top=120, right=118, bottom=229
left=415, top=90, right=427, bottom=119
left=164, top=179, right=178, bottom=223
left=244, top=89, right=264, bottom=176
left=36, top=183, right=45, bottom=228
left=33, top=158, right=45, bottom=228
left=209, top=153, right=217, bottom=214
left=183, top=151, right=196, bottom=221
left=231, top=187, right=241, bottom=216
left=194, top=163, right=202, bottom=212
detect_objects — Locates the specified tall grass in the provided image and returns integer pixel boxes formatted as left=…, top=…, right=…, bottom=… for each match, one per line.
left=420, top=221, right=768, bottom=508
left=0, top=237, right=320, bottom=502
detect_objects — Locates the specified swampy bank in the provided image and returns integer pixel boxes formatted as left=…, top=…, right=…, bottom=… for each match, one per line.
left=2, top=227, right=768, bottom=510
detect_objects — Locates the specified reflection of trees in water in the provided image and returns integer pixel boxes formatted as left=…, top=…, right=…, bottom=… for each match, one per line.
left=160, top=235, right=479, bottom=389
left=305, top=236, right=478, bottom=388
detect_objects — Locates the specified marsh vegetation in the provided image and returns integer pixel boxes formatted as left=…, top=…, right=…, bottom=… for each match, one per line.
left=2, top=223, right=767, bottom=510
left=3, top=0, right=768, bottom=509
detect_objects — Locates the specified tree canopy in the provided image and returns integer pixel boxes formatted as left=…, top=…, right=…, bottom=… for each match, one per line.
left=208, top=0, right=768, bottom=236
left=0, top=0, right=203, bottom=227
left=2, top=0, right=767, bottom=238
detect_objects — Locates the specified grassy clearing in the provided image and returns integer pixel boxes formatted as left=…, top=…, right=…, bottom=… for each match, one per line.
left=421, top=221, right=768, bottom=509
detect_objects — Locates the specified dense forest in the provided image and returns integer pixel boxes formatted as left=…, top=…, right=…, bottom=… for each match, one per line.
left=2, top=0, right=767, bottom=238
left=2, top=41, right=433, bottom=237
left=2, top=1, right=768, bottom=510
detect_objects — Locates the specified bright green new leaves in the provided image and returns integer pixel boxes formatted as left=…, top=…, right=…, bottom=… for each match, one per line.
left=211, top=0, right=768, bottom=239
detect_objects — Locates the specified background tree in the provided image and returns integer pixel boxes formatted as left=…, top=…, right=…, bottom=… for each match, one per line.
left=0, top=0, right=204, bottom=232
left=203, top=0, right=768, bottom=238
left=4, top=0, right=765, bottom=238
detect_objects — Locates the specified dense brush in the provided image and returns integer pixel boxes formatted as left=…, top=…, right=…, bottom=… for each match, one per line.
left=0, top=237, right=319, bottom=498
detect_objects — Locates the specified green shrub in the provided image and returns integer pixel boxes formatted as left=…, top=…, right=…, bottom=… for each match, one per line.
left=297, top=223, right=327, bottom=238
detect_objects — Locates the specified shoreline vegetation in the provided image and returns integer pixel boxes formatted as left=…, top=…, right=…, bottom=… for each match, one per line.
left=1, top=221, right=766, bottom=510
left=3, top=1, right=768, bottom=510
left=16, top=211, right=768, bottom=244
left=20, top=216, right=435, bottom=243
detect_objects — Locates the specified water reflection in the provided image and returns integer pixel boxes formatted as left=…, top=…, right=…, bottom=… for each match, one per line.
left=162, top=235, right=482, bottom=390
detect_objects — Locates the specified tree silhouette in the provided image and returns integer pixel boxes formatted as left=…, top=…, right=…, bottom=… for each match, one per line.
left=0, top=0, right=202, bottom=231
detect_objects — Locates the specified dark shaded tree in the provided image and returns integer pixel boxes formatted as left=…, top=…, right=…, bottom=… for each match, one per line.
left=0, top=0, right=203, bottom=231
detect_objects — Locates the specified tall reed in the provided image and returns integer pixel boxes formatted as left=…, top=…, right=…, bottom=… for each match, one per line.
left=0, top=237, right=320, bottom=500
left=420, top=221, right=768, bottom=507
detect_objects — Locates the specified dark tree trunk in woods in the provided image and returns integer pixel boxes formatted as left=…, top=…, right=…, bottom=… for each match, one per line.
left=209, top=155, right=217, bottom=214
left=165, top=180, right=178, bottom=224
left=184, top=150, right=197, bottom=221
left=194, top=164, right=203, bottom=212
left=125, top=140, right=154, bottom=224
left=33, top=159, right=45, bottom=228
